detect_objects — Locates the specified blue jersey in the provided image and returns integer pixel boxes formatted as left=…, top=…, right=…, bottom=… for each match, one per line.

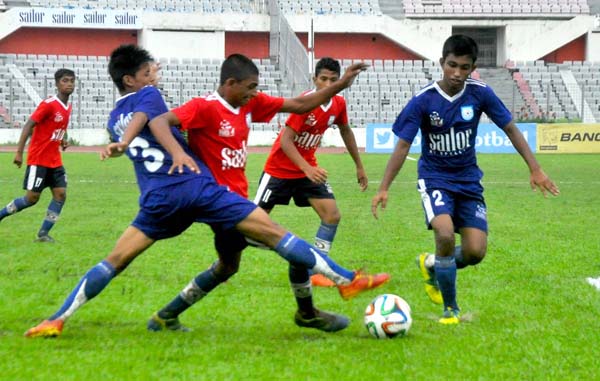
left=107, top=85, right=213, bottom=195
left=393, top=79, right=512, bottom=182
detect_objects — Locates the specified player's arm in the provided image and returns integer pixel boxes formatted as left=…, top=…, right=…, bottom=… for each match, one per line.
left=13, top=118, right=35, bottom=168
left=503, top=121, right=559, bottom=197
left=280, top=126, right=328, bottom=184
left=148, top=112, right=199, bottom=174
left=279, top=63, right=368, bottom=114
left=371, top=138, right=411, bottom=219
left=101, top=112, right=148, bottom=160
left=338, top=123, right=367, bottom=191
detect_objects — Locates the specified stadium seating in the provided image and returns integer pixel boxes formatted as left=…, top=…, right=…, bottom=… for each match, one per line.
left=402, top=0, right=591, bottom=17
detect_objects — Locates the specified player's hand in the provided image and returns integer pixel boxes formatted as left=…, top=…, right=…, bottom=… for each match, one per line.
left=357, top=167, right=368, bottom=191
left=530, top=168, right=559, bottom=197
left=304, top=166, right=328, bottom=184
left=61, top=139, right=69, bottom=151
left=101, top=142, right=128, bottom=160
left=13, top=152, right=23, bottom=168
left=168, top=152, right=200, bottom=175
left=339, top=62, right=369, bottom=88
left=371, top=190, right=388, bottom=219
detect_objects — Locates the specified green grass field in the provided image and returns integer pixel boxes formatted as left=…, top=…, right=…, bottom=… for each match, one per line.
left=0, top=151, right=599, bottom=380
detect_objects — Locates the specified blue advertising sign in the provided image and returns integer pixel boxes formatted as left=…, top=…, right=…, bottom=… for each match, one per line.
left=365, top=123, right=536, bottom=154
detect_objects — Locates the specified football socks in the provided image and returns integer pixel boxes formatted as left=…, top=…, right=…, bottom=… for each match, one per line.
left=38, top=199, right=64, bottom=237
left=314, top=222, right=338, bottom=254
left=49, top=260, right=116, bottom=321
left=0, top=196, right=34, bottom=220
left=434, top=255, right=459, bottom=311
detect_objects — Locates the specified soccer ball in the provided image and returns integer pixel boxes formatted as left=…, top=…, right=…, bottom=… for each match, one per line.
left=364, top=294, right=412, bottom=339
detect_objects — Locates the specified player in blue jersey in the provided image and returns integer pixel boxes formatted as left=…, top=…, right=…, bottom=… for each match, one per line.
left=371, top=35, right=559, bottom=324
left=24, top=44, right=385, bottom=338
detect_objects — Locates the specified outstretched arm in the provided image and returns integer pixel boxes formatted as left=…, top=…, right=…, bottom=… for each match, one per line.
left=371, top=138, right=411, bottom=219
left=279, top=63, right=368, bottom=114
left=503, top=122, right=559, bottom=197
left=339, top=123, right=367, bottom=191
left=13, top=118, right=35, bottom=168
left=148, top=112, right=199, bottom=174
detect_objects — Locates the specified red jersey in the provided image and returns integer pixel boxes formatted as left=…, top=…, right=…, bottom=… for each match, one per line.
left=173, top=91, right=284, bottom=197
left=27, top=96, right=72, bottom=168
left=264, top=90, right=348, bottom=179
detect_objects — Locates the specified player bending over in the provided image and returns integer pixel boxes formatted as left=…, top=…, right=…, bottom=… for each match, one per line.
left=24, top=45, right=388, bottom=338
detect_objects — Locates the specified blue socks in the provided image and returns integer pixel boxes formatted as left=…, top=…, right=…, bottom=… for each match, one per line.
left=314, top=222, right=338, bottom=254
left=49, top=260, right=116, bottom=321
left=275, top=232, right=354, bottom=283
left=38, top=199, right=64, bottom=237
left=434, top=255, right=459, bottom=311
left=0, top=196, right=34, bottom=221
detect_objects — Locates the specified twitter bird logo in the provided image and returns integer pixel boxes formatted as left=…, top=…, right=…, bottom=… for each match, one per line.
left=373, top=127, right=394, bottom=148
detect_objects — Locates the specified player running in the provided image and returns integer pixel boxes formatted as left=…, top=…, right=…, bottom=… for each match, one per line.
left=0, top=69, right=76, bottom=242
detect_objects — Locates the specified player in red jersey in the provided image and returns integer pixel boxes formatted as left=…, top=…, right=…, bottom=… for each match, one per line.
left=0, top=69, right=76, bottom=242
left=146, top=54, right=389, bottom=333
left=254, top=57, right=369, bottom=289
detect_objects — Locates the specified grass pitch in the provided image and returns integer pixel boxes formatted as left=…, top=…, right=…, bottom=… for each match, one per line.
left=0, top=150, right=599, bottom=380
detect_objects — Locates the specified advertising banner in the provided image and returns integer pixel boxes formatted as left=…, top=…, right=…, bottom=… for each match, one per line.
left=537, top=124, right=600, bottom=153
left=366, top=123, right=536, bottom=154
left=15, top=8, right=142, bottom=30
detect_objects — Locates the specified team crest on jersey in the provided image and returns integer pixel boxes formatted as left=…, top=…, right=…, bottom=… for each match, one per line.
left=461, top=105, right=474, bottom=121
left=305, top=113, right=317, bottom=126
left=54, top=112, right=64, bottom=123
left=429, top=111, right=444, bottom=127
left=218, top=120, right=235, bottom=137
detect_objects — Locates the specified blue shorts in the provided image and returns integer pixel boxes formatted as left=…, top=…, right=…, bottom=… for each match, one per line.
left=132, top=177, right=257, bottom=241
left=417, top=178, right=488, bottom=233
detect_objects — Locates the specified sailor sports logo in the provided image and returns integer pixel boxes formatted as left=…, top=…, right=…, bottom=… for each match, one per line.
left=221, top=140, right=247, bottom=170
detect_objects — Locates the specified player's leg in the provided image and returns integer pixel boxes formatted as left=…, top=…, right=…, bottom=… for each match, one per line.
left=0, top=165, right=43, bottom=222
left=36, top=166, right=68, bottom=242
left=25, top=226, right=155, bottom=338
left=454, top=196, right=489, bottom=268
left=235, top=207, right=389, bottom=300
left=148, top=229, right=246, bottom=332
left=430, top=214, right=461, bottom=323
left=307, top=197, right=340, bottom=287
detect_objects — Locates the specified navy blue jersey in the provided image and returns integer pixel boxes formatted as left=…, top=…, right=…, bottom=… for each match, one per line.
left=107, top=85, right=213, bottom=195
left=393, top=79, right=512, bottom=182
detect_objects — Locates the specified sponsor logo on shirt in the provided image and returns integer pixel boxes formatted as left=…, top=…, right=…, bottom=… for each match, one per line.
left=428, top=126, right=473, bottom=156
left=294, top=131, right=323, bottom=150
left=430, top=111, right=444, bottom=127
left=221, top=140, right=247, bottom=170
left=54, top=112, right=64, bottom=123
left=218, top=120, right=235, bottom=137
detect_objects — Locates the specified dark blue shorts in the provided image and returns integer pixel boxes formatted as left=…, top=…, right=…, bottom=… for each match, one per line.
left=416, top=178, right=487, bottom=233
left=132, top=177, right=257, bottom=241
left=23, top=165, right=67, bottom=192
left=253, top=171, right=334, bottom=209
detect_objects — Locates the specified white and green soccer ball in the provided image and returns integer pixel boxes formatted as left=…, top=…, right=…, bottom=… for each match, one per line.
left=364, top=294, right=412, bottom=339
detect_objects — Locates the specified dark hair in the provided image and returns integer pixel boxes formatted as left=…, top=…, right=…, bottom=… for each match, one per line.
left=442, top=34, right=479, bottom=63
left=315, top=57, right=341, bottom=77
left=54, top=68, right=75, bottom=82
left=220, top=54, right=259, bottom=86
left=108, top=44, right=154, bottom=91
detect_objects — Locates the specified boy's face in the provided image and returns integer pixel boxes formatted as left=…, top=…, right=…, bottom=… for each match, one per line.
left=56, top=75, right=76, bottom=95
left=439, top=53, right=476, bottom=94
left=313, top=68, right=339, bottom=91
left=227, top=75, right=259, bottom=107
left=123, top=62, right=153, bottom=92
